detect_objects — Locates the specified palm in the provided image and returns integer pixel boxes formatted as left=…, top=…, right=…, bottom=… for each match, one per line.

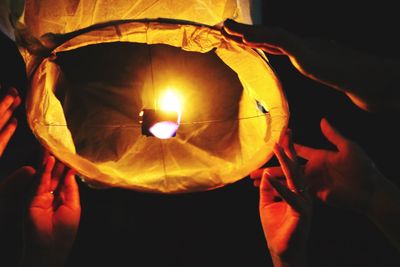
left=30, top=191, right=80, bottom=247
left=251, top=130, right=312, bottom=265
left=261, top=202, right=303, bottom=256
left=28, top=155, right=80, bottom=250
left=296, top=119, right=381, bottom=213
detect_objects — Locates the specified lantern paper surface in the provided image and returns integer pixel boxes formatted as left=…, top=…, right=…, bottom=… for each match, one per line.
left=18, top=1, right=289, bottom=193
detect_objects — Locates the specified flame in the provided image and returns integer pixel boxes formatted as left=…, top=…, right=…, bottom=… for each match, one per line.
left=150, top=89, right=182, bottom=139
left=160, top=90, right=182, bottom=114
left=150, top=121, right=179, bottom=139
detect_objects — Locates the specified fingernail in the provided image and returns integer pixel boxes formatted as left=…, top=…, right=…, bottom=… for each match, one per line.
left=262, top=169, right=271, bottom=178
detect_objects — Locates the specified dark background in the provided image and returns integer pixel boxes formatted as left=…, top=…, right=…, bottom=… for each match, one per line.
left=1, top=1, right=400, bottom=266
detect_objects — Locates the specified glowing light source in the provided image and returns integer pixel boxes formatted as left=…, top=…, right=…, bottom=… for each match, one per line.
left=160, top=89, right=182, bottom=115
left=140, top=89, right=182, bottom=139
left=150, top=121, right=180, bottom=139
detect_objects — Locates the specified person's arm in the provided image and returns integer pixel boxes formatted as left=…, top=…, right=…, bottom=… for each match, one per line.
left=222, top=19, right=400, bottom=113
left=294, top=117, right=400, bottom=250
left=251, top=130, right=312, bottom=267
left=20, top=154, right=81, bottom=267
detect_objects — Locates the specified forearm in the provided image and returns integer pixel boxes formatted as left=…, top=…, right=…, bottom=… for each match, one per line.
left=296, top=38, right=400, bottom=112
left=366, top=175, right=400, bottom=250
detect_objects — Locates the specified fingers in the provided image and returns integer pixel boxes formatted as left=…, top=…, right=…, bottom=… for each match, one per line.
left=259, top=171, right=283, bottom=206
left=32, top=152, right=80, bottom=210
left=320, top=118, right=347, bottom=150
left=250, top=168, right=264, bottom=181
left=0, top=87, right=20, bottom=118
left=241, top=37, right=285, bottom=55
left=222, top=20, right=283, bottom=54
left=280, top=129, right=297, bottom=161
left=272, top=144, right=312, bottom=212
left=274, top=143, right=300, bottom=191
left=36, top=155, right=56, bottom=195
left=269, top=177, right=304, bottom=211
left=60, top=168, right=80, bottom=208
left=51, top=160, right=66, bottom=192
left=222, top=19, right=302, bottom=57
left=0, top=87, right=21, bottom=157
left=274, top=141, right=312, bottom=202
left=39, top=148, right=51, bottom=169
left=251, top=166, right=284, bottom=187
left=0, top=88, right=21, bottom=129
left=0, top=117, right=17, bottom=156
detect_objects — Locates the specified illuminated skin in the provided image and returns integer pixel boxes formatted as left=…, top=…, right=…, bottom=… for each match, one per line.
left=222, top=19, right=400, bottom=113
left=251, top=130, right=312, bottom=267
left=294, top=118, right=382, bottom=213
left=20, top=153, right=81, bottom=267
left=254, top=118, right=400, bottom=253
left=223, top=19, right=400, bottom=252
left=0, top=85, right=21, bottom=157
left=295, top=118, right=400, bottom=250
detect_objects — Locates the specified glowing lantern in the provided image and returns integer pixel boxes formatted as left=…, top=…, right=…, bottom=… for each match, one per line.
left=15, top=0, right=289, bottom=193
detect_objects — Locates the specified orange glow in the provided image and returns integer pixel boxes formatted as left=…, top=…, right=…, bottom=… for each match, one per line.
left=159, top=89, right=182, bottom=121
left=146, top=89, right=182, bottom=139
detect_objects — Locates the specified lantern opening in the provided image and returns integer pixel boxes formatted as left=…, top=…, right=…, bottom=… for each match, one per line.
left=25, top=21, right=289, bottom=193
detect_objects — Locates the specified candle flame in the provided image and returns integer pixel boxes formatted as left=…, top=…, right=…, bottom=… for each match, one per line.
left=160, top=90, right=181, bottom=114
left=150, top=121, right=179, bottom=139
left=148, top=89, right=182, bottom=139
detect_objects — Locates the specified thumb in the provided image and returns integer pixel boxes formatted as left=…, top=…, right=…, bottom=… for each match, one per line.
left=320, top=118, right=347, bottom=150
left=259, top=167, right=285, bottom=207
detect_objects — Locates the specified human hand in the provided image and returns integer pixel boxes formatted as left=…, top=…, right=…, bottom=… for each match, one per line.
left=251, top=130, right=312, bottom=267
left=22, top=153, right=81, bottom=267
left=222, top=19, right=315, bottom=76
left=222, top=19, right=302, bottom=55
left=0, top=85, right=21, bottom=157
left=294, top=118, right=384, bottom=214
left=223, top=19, right=400, bottom=113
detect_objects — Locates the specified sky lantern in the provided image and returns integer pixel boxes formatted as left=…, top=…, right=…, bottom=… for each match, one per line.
left=13, top=0, right=289, bottom=193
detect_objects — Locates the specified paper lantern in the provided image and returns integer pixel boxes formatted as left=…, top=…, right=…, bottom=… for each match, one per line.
left=17, top=1, right=289, bottom=193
